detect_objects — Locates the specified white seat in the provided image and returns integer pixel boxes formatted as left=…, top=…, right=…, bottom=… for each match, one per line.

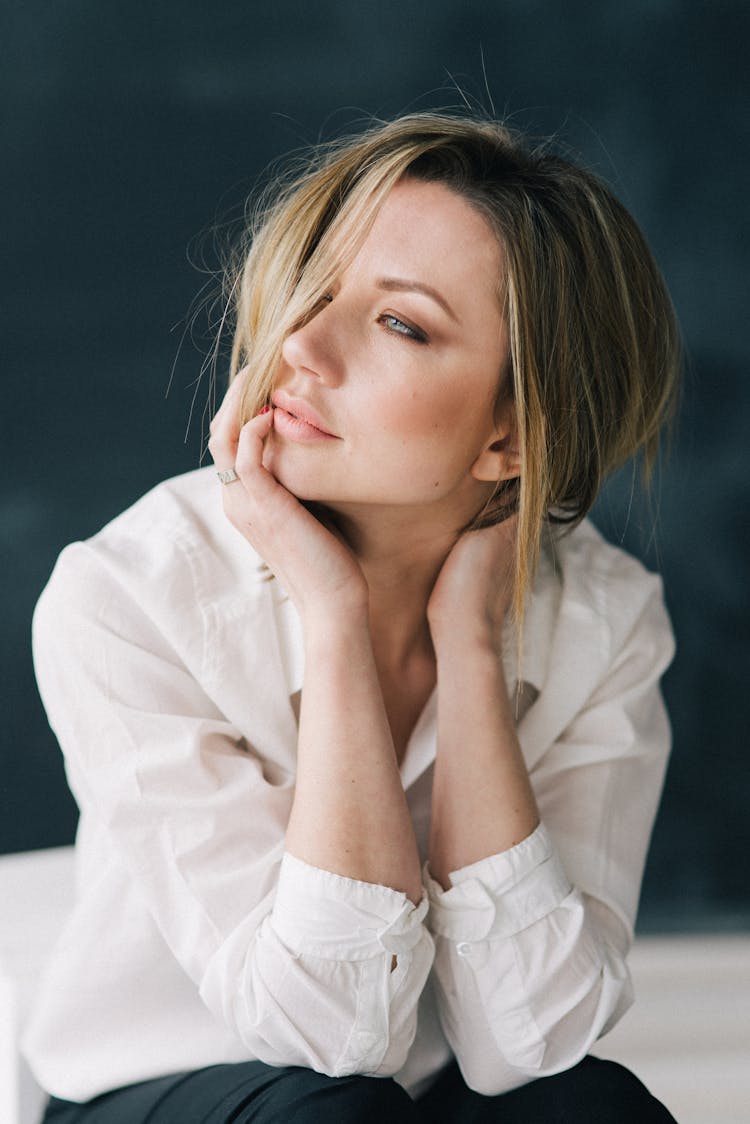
left=592, top=932, right=750, bottom=1123
left=0, top=846, right=77, bottom=1124
left=1, top=846, right=748, bottom=1124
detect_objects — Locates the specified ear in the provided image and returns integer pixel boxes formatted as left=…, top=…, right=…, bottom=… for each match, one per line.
left=471, top=404, right=521, bottom=483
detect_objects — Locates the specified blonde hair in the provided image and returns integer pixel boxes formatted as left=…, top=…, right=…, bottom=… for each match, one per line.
left=224, top=112, right=681, bottom=631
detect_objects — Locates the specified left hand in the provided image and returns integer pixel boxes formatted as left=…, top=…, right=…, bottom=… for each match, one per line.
left=426, top=514, right=518, bottom=652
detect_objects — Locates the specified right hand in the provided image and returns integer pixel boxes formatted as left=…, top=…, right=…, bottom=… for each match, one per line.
left=207, top=374, right=369, bottom=621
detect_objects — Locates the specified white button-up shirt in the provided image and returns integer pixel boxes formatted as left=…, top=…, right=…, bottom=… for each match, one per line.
left=23, top=465, right=675, bottom=1102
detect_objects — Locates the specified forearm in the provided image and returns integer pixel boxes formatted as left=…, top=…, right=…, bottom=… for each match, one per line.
left=428, top=639, right=539, bottom=889
left=284, top=608, right=423, bottom=906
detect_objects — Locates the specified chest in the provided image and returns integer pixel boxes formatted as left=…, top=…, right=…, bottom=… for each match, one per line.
left=379, top=664, right=438, bottom=768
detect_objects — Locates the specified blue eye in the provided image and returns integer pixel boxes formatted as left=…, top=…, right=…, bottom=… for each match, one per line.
left=379, top=314, right=427, bottom=343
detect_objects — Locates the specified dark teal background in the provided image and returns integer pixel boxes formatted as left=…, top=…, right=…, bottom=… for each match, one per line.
left=3, top=1, right=748, bottom=932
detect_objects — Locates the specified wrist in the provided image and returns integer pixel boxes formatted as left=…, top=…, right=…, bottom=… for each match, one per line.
left=303, top=597, right=371, bottom=651
left=429, top=616, right=505, bottom=663
left=297, top=576, right=369, bottom=629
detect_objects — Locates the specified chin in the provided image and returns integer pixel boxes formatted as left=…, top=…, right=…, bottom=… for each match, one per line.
left=263, top=452, right=322, bottom=501
left=262, top=443, right=343, bottom=501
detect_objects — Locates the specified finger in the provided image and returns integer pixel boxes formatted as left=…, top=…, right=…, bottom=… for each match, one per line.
left=233, top=407, right=277, bottom=485
left=210, top=371, right=247, bottom=433
left=227, top=408, right=312, bottom=537
left=217, top=409, right=279, bottom=528
left=209, top=377, right=260, bottom=470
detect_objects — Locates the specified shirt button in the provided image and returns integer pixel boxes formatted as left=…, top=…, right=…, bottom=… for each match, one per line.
left=456, top=942, right=472, bottom=957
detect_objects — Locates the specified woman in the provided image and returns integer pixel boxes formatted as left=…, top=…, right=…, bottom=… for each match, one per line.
left=27, top=113, right=680, bottom=1122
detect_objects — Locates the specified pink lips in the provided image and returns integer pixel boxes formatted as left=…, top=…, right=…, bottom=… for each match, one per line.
left=271, top=393, right=339, bottom=441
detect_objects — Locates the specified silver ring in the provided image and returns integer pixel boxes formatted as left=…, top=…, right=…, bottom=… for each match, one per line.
left=216, top=467, right=240, bottom=485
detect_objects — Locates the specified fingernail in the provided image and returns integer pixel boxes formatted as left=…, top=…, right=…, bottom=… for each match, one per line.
left=258, top=405, right=271, bottom=416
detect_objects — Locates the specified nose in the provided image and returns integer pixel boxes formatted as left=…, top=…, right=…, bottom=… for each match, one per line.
left=280, top=301, right=344, bottom=386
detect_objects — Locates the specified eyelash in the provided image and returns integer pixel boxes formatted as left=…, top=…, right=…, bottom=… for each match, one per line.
left=318, top=294, right=427, bottom=345
left=317, top=292, right=427, bottom=343
left=378, top=313, right=428, bottom=344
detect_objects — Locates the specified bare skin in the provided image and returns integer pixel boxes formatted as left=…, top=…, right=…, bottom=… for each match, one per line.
left=208, top=180, right=540, bottom=950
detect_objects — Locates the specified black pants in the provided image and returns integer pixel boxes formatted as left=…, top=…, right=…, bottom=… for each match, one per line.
left=42, top=1055, right=678, bottom=1122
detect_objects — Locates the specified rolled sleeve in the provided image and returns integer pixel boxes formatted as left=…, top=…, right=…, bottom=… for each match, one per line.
left=423, top=824, right=578, bottom=1083
left=423, top=823, right=572, bottom=944
left=272, top=850, right=430, bottom=959
left=248, top=852, right=435, bottom=1075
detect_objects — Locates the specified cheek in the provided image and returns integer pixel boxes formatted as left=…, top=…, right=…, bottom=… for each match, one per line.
left=372, top=385, right=487, bottom=491
left=376, top=381, right=467, bottom=444
left=385, top=382, right=492, bottom=468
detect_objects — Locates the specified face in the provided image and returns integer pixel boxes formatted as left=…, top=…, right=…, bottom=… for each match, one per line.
left=264, top=177, right=513, bottom=529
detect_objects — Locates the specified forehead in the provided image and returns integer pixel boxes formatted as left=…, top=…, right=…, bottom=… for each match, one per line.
left=345, top=178, right=505, bottom=310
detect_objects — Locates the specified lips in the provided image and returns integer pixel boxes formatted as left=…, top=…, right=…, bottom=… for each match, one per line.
left=271, top=392, right=338, bottom=437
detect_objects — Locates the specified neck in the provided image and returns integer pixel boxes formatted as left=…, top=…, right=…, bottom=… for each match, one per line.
left=317, top=501, right=461, bottom=671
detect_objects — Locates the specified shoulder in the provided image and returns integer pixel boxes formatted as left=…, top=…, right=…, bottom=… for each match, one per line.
left=552, top=518, right=668, bottom=616
left=34, top=465, right=267, bottom=651
left=552, top=518, right=673, bottom=659
left=523, top=518, right=675, bottom=701
left=45, top=462, right=263, bottom=576
left=85, top=463, right=256, bottom=569
left=516, top=519, right=675, bottom=775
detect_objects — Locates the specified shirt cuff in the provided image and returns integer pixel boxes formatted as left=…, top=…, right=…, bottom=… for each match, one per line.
left=422, top=822, right=572, bottom=942
left=270, top=850, right=429, bottom=961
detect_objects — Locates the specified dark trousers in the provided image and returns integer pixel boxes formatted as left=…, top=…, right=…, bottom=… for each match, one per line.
left=42, top=1055, right=678, bottom=1122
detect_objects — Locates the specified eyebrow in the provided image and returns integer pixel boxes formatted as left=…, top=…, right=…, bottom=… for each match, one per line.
left=375, top=277, right=459, bottom=323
